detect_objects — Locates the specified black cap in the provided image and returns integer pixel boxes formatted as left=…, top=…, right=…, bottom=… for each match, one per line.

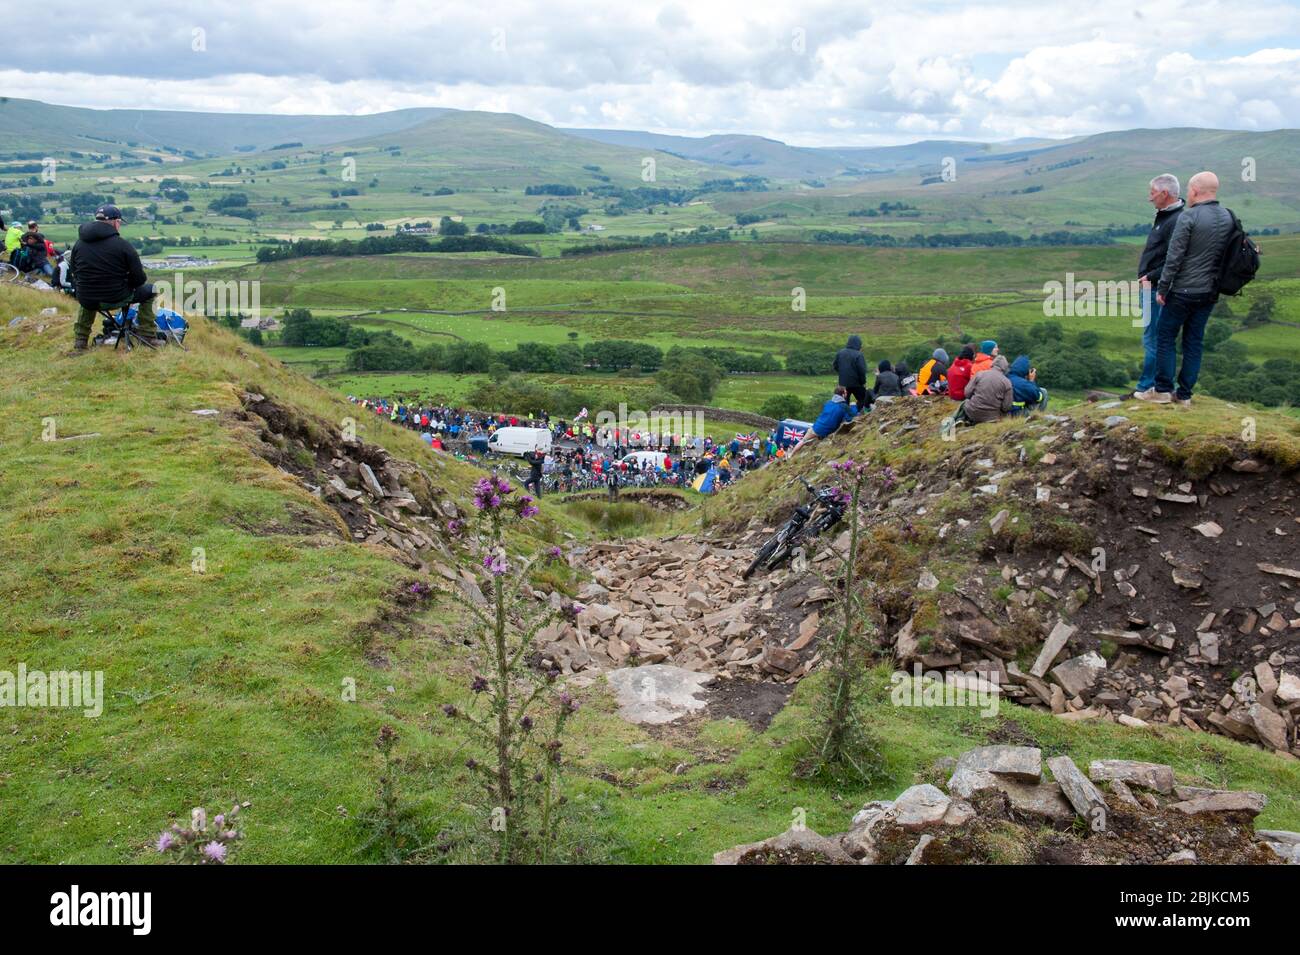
left=94, top=204, right=123, bottom=221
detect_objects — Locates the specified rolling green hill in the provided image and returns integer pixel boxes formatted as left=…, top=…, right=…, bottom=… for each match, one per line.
left=0, top=96, right=448, bottom=156
left=329, top=110, right=730, bottom=189
left=563, top=128, right=849, bottom=180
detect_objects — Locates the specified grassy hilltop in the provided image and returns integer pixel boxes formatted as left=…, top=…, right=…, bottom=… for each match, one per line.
left=3, top=281, right=1298, bottom=863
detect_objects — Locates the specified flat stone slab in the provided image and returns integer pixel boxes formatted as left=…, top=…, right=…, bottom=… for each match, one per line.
left=1170, top=791, right=1267, bottom=817
left=713, top=826, right=854, bottom=865
left=1050, top=651, right=1106, bottom=697
left=1088, top=759, right=1175, bottom=794
left=1047, top=755, right=1108, bottom=830
left=955, top=745, right=1042, bottom=782
left=891, top=784, right=952, bottom=830
left=998, top=779, right=1076, bottom=825
left=1031, top=621, right=1077, bottom=678
left=605, top=664, right=714, bottom=725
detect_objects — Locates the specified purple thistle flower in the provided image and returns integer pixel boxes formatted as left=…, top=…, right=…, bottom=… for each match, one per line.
left=447, top=518, right=463, bottom=536
left=156, top=831, right=175, bottom=853
left=201, top=841, right=227, bottom=863
left=548, top=545, right=563, bottom=559
left=441, top=703, right=458, bottom=718
left=470, top=675, right=489, bottom=694
left=558, top=693, right=581, bottom=715
left=483, top=552, right=509, bottom=577
left=520, top=716, right=534, bottom=731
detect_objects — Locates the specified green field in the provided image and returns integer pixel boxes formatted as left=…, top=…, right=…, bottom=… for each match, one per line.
left=228, top=236, right=1300, bottom=419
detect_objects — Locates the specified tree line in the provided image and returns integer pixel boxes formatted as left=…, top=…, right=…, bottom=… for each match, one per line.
left=254, top=233, right=539, bottom=262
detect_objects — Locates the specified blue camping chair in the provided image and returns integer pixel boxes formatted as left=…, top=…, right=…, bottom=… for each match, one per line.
left=99, top=305, right=188, bottom=351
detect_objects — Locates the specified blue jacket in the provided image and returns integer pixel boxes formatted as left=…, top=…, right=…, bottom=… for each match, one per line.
left=812, top=395, right=856, bottom=438
left=1008, top=356, right=1042, bottom=404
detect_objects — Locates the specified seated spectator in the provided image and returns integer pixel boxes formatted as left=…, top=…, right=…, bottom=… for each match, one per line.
left=896, top=360, right=917, bottom=395
left=918, top=348, right=949, bottom=394
left=874, top=360, right=901, bottom=398
left=810, top=386, right=858, bottom=439
left=947, top=346, right=975, bottom=401
left=960, top=355, right=1014, bottom=424
left=12, top=232, right=54, bottom=281
left=2, top=216, right=21, bottom=255
left=971, top=340, right=998, bottom=378
left=1008, top=356, right=1049, bottom=415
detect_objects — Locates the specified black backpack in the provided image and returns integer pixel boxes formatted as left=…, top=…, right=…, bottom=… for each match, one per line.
left=1217, top=209, right=1261, bottom=296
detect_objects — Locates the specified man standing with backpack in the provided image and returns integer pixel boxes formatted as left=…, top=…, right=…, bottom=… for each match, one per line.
left=1137, top=172, right=1235, bottom=406
left=1134, top=174, right=1184, bottom=395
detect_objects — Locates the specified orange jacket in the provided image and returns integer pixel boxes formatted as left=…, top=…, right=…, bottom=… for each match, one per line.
left=917, top=358, right=946, bottom=394
left=971, top=352, right=994, bottom=378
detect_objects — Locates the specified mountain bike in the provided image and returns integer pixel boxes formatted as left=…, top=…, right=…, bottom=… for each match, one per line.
left=742, top=477, right=847, bottom=579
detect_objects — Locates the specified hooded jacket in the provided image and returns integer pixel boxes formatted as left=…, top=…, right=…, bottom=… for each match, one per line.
left=1008, top=356, right=1043, bottom=405
left=1137, top=199, right=1185, bottom=284
left=1157, top=199, right=1234, bottom=299
left=69, top=220, right=148, bottom=306
left=4, top=225, right=22, bottom=254
left=946, top=357, right=974, bottom=400
left=971, top=350, right=995, bottom=378
left=813, top=393, right=856, bottom=438
left=964, top=356, right=1014, bottom=423
left=833, top=335, right=868, bottom=389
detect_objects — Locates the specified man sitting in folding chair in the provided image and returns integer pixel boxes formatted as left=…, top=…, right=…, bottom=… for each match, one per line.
left=67, top=204, right=157, bottom=354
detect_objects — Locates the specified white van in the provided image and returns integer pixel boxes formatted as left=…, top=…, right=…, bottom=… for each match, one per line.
left=487, top=427, right=552, bottom=457
left=620, top=450, right=668, bottom=470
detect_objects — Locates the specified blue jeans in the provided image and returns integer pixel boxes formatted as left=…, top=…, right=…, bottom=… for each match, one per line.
left=1154, top=292, right=1217, bottom=399
left=1136, top=286, right=1162, bottom=392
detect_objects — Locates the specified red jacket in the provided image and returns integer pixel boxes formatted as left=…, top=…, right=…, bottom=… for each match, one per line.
left=947, top=358, right=974, bottom=401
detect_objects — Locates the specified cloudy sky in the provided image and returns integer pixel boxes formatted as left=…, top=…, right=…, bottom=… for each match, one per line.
left=4, top=0, right=1299, bottom=145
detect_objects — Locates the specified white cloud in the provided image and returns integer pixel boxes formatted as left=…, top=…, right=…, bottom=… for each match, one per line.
left=3, top=0, right=1298, bottom=145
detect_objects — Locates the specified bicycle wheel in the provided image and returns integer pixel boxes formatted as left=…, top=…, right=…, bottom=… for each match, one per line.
left=742, top=528, right=789, bottom=580
left=0, top=263, right=20, bottom=284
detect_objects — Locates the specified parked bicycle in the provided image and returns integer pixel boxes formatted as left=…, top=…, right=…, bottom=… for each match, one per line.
left=742, top=477, right=847, bottom=579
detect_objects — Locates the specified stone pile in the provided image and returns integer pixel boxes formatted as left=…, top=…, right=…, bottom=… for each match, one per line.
left=874, top=407, right=1300, bottom=757
left=538, top=537, right=829, bottom=681
left=240, top=392, right=459, bottom=570
left=716, top=745, right=1297, bottom=865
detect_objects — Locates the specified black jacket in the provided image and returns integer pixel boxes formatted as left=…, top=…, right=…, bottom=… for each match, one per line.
left=1136, top=200, right=1184, bottom=284
left=1158, top=200, right=1234, bottom=299
left=70, top=220, right=147, bottom=306
left=833, top=335, right=867, bottom=388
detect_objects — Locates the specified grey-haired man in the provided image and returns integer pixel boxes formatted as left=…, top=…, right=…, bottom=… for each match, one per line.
left=1134, top=173, right=1184, bottom=394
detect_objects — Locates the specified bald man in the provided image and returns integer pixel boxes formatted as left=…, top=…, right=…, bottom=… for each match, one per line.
left=1135, top=171, right=1233, bottom=406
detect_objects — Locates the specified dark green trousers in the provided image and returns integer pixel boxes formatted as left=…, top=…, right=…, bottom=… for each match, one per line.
left=74, top=296, right=156, bottom=343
